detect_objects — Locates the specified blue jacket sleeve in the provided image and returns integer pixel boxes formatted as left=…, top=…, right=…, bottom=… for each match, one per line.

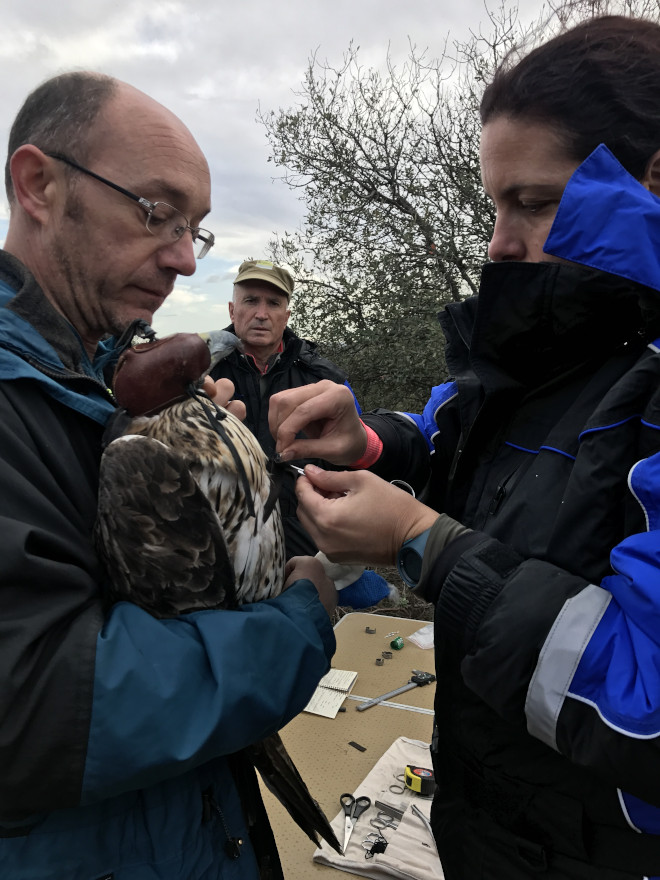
left=400, top=381, right=458, bottom=453
left=345, top=380, right=362, bottom=415
left=527, top=452, right=660, bottom=754
left=359, top=382, right=457, bottom=491
left=435, top=450, right=660, bottom=812
left=82, top=581, right=334, bottom=803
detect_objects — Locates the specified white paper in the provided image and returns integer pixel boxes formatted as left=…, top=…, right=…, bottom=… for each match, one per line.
left=303, top=668, right=358, bottom=718
left=317, top=668, right=359, bottom=692
left=408, top=623, right=434, bottom=650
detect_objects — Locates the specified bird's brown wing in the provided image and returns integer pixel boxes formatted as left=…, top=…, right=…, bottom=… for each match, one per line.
left=95, top=434, right=236, bottom=617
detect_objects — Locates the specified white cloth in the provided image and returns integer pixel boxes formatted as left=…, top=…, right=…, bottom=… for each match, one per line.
left=313, top=736, right=444, bottom=879
left=315, top=551, right=364, bottom=590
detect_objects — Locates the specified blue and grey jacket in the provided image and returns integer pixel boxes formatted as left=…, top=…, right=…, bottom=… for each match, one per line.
left=0, top=252, right=335, bottom=879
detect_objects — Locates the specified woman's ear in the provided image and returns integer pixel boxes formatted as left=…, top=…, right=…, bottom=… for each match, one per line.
left=641, top=148, right=660, bottom=196
left=9, top=146, right=58, bottom=224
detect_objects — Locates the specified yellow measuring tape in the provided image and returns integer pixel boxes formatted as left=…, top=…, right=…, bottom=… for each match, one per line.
left=404, top=765, right=436, bottom=797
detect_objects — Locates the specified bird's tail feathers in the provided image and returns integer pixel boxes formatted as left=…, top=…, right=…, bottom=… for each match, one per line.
left=245, top=733, right=342, bottom=854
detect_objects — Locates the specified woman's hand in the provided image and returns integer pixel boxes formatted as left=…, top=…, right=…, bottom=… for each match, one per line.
left=268, top=381, right=366, bottom=465
left=295, top=465, right=439, bottom=566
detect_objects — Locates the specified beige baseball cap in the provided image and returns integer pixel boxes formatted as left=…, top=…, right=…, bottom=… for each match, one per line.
left=233, top=259, right=294, bottom=299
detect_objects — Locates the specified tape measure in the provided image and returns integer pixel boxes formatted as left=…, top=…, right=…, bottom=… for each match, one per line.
left=404, top=764, right=436, bottom=797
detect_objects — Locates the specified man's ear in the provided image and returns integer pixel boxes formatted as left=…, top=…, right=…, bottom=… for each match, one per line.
left=641, top=148, right=660, bottom=196
left=9, top=146, right=59, bottom=224
left=228, top=300, right=235, bottom=322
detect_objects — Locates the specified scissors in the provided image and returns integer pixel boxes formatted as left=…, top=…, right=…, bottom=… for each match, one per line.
left=340, top=793, right=371, bottom=853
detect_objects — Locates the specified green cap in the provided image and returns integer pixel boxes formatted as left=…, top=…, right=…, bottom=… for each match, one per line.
left=234, top=259, right=294, bottom=299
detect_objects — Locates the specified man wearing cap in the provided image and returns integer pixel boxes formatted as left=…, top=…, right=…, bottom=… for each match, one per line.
left=211, top=259, right=354, bottom=558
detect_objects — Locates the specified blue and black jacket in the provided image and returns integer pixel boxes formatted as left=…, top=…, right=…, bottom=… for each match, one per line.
left=360, top=149, right=660, bottom=876
left=0, top=251, right=335, bottom=879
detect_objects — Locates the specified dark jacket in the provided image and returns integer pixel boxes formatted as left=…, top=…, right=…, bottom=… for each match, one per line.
left=211, top=325, right=350, bottom=557
left=0, top=252, right=335, bottom=879
left=364, top=261, right=660, bottom=876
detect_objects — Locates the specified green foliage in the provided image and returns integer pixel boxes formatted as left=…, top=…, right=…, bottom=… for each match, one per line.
left=260, top=0, right=660, bottom=412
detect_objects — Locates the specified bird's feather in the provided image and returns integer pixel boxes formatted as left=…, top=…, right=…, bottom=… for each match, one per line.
left=96, top=434, right=237, bottom=615
left=246, top=733, right=341, bottom=853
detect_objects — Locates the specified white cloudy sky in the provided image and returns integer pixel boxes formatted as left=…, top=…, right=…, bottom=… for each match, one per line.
left=0, top=0, right=543, bottom=336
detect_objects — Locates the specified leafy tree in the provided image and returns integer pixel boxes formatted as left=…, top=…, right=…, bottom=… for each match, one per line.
left=260, top=0, right=659, bottom=411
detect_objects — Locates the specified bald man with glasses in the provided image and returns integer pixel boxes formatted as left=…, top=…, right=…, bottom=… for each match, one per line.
left=0, top=72, right=335, bottom=879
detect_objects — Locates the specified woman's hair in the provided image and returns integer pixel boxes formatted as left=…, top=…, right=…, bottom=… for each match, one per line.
left=480, top=15, right=660, bottom=179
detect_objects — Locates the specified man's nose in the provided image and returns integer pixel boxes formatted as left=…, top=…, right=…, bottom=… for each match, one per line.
left=157, top=232, right=197, bottom=277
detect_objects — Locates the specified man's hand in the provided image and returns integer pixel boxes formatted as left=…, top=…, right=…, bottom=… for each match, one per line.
left=202, top=376, right=246, bottom=421
left=268, top=380, right=366, bottom=465
left=294, top=465, right=440, bottom=566
left=284, top=555, right=337, bottom=618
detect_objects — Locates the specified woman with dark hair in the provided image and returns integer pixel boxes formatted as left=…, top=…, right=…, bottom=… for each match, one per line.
left=269, top=14, right=660, bottom=879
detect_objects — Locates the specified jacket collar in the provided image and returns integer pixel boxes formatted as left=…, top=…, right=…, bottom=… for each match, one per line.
left=0, top=250, right=123, bottom=423
left=441, top=261, right=648, bottom=393
left=0, top=250, right=122, bottom=382
left=224, top=323, right=310, bottom=371
left=440, top=262, right=644, bottom=390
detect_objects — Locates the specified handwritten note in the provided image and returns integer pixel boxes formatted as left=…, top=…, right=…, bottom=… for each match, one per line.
left=303, top=669, right=358, bottom=719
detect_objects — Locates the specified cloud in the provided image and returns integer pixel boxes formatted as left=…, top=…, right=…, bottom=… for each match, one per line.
left=0, top=0, right=526, bottom=255
left=152, top=281, right=231, bottom=337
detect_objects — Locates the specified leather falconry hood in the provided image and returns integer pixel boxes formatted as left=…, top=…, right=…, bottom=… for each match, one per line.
left=112, top=332, right=211, bottom=417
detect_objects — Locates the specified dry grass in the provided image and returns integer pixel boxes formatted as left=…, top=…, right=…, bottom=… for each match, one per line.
left=332, top=565, right=434, bottom=625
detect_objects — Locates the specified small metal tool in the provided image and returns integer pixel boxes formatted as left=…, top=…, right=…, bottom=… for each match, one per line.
left=411, top=803, right=439, bottom=855
left=356, top=671, right=436, bottom=712
left=389, top=774, right=406, bottom=795
left=374, top=800, right=405, bottom=822
left=370, top=810, right=398, bottom=832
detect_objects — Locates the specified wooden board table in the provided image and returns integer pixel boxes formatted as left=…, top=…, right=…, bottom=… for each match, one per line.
left=260, top=612, right=436, bottom=878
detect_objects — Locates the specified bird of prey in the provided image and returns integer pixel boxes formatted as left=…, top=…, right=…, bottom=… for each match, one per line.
left=94, top=326, right=342, bottom=854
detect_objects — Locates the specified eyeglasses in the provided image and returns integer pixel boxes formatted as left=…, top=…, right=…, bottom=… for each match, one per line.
left=45, top=151, right=215, bottom=259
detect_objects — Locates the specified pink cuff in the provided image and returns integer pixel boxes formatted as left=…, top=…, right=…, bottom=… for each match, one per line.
left=350, top=422, right=384, bottom=469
